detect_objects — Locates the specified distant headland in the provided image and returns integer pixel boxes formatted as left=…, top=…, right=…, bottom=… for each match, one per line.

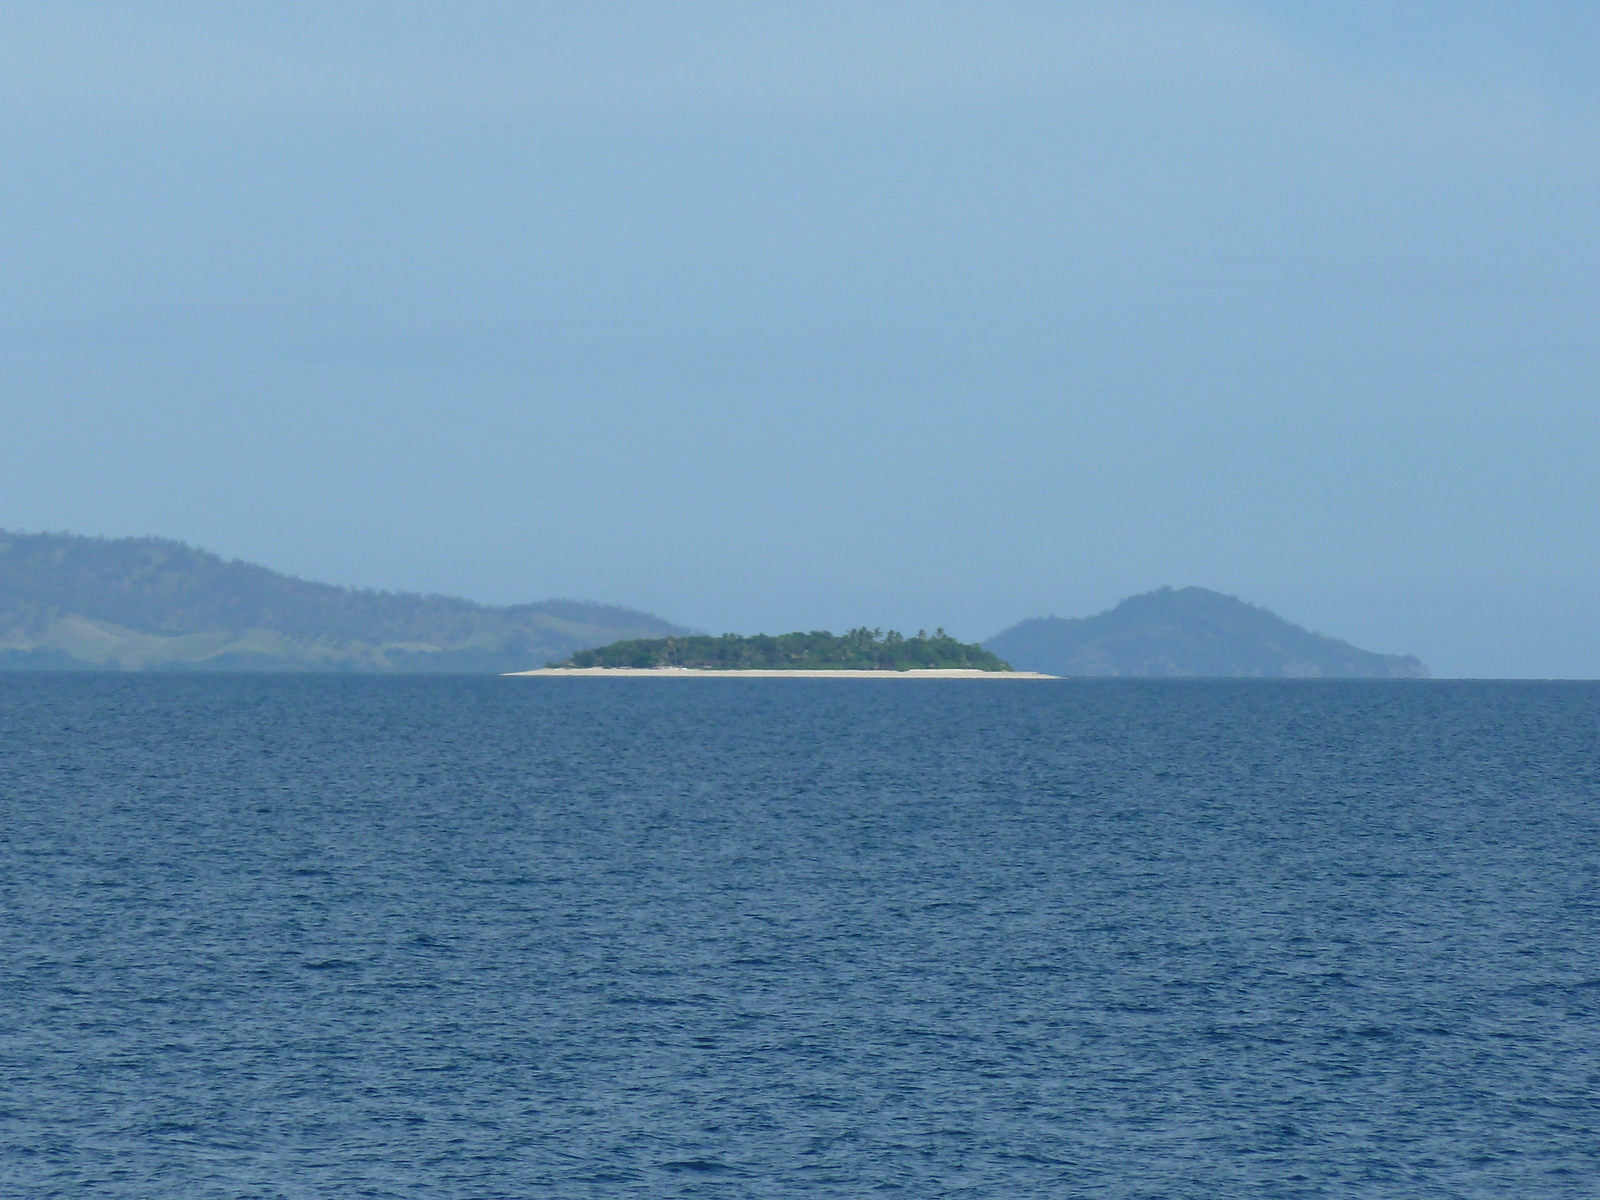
left=984, top=587, right=1427, bottom=679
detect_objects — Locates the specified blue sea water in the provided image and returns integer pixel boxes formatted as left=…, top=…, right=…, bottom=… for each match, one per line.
left=0, top=675, right=1597, bottom=1198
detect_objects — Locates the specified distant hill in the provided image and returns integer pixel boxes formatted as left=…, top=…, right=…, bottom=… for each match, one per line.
left=0, top=530, right=686, bottom=672
left=985, top=587, right=1427, bottom=678
left=558, top=628, right=1011, bottom=672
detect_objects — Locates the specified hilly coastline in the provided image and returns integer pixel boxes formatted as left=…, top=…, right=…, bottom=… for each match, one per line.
left=2, top=533, right=1429, bottom=679
left=985, top=587, right=1427, bottom=678
left=0, top=531, right=685, bottom=673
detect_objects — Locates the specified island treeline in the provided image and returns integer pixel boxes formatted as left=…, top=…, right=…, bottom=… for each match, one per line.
left=558, top=628, right=1012, bottom=671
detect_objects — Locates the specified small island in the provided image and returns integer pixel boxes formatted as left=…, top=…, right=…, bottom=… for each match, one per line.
left=536, top=628, right=1020, bottom=673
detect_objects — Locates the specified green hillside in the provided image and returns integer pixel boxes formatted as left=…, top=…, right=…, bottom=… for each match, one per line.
left=0, top=530, right=685, bottom=672
left=558, top=628, right=1011, bottom=671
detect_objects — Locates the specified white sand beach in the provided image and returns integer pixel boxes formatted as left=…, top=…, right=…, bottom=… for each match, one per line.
left=506, top=667, right=1055, bottom=678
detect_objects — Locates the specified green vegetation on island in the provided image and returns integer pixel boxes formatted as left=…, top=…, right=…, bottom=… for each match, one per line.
left=557, top=628, right=1012, bottom=671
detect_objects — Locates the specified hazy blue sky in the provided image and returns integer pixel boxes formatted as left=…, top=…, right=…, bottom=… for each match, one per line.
left=3, top=2, right=1597, bottom=676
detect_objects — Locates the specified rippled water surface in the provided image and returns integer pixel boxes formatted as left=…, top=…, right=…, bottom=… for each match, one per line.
left=2, top=675, right=1597, bottom=1197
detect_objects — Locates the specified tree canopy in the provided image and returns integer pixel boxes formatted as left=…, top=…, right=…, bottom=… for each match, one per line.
left=557, top=628, right=1012, bottom=671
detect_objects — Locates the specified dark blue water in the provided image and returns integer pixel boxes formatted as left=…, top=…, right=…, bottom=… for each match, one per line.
left=1, top=676, right=1597, bottom=1198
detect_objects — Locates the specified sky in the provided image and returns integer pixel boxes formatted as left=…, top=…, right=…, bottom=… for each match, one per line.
left=2, top=1, right=1597, bottom=677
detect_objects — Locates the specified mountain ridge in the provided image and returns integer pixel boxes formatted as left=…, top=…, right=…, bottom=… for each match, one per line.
left=0, top=530, right=685, bottom=672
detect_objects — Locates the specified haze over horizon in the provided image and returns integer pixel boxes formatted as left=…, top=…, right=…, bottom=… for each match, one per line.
left=3, top=3, right=1597, bottom=677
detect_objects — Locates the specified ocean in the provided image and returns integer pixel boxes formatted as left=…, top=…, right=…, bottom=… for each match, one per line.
left=1, top=674, right=1596, bottom=1197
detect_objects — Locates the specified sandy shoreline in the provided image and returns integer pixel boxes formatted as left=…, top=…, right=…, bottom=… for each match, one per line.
left=506, top=667, right=1056, bottom=678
